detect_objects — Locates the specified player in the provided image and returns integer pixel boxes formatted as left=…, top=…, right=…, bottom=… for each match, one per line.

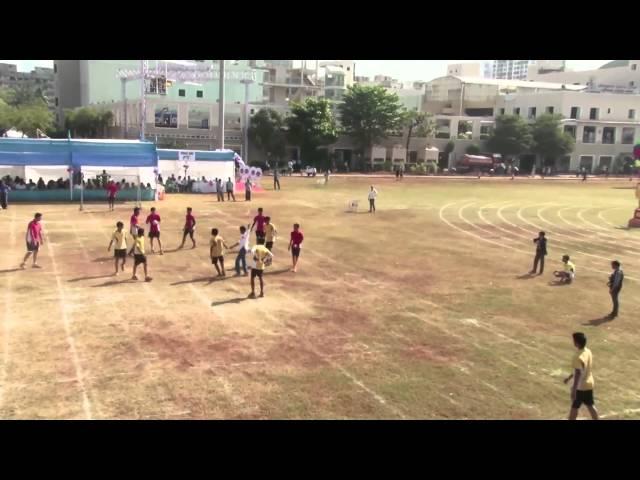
left=324, top=169, right=330, bottom=185
left=107, top=221, right=128, bottom=275
left=249, top=238, right=273, bottom=298
left=607, top=260, right=624, bottom=319
left=264, top=216, right=277, bottom=251
left=530, top=231, right=547, bottom=275
left=106, top=180, right=119, bottom=211
left=145, top=207, right=163, bottom=255
left=229, top=225, right=250, bottom=276
left=553, top=255, right=575, bottom=284
left=368, top=185, right=378, bottom=213
left=288, top=223, right=304, bottom=273
left=563, top=332, right=598, bottom=420
left=129, top=207, right=141, bottom=237
left=178, top=207, right=197, bottom=249
left=226, top=177, right=236, bottom=201
left=209, top=228, right=230, bottom=277
left=20, top=212, right=44, bottom=269
left=274, top=168, right=281, bottom=190
left=245, top=178, right=252, bottom=201
left=128, top=227, right=152, bottom=282
left=250, top=207, right=267, bottom=243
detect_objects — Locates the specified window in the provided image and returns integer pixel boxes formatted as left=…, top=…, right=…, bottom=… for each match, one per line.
left=196, top=90, right=203, bottom=98
left=607, top=108, right=612, bottom=114
left=528, top=107, right=537, bottom=119
left=602, top=127, right=615, bottom=144
left=546, top=106, right=554, bottom=114
left=629, top=109, right=636, bottom=120
left=631, top=81, right=636, bottom=88
left=579, top=156, right=594, bottom=173
left=480, top=124, right=493, bottom=139
left=622, top=127, right=635, bottom=144
left=178, top=89, right=185, bottom=97
left=582, top=126, right=596, bottom=143
left=513, top=107, right=520, bottom=116
left=409, top=151, right=418, bottom=163
left=55, top=97, right=58, bottom=106
left=499, top=108, right=505, bottom=115
left=564, top=125, right=576, bottom=139
left=589, top=108, right=598, bottom=120
left=632, top=64, right=637, bottom=71
left=188, top=106, right=209, bottom=129
left=598, top=156, right=613, bottom=171
left=154, top=105, right=178, bottom=128
left=54, top=64, right=57, bottom=73
left=570, top=106, right=579, bottom=119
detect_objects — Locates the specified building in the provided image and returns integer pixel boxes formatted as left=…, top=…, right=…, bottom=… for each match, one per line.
left=527, top=60, right=566, bottom=77
left=256, top=60, right=322, bottom=111
left=495, top=90, right=640, bottom=172
left=320, top=60, right=355, bottom=102
left=446, top=63, right=481, bottom=77
left=489, top=60, right=564, bottom=80
left=0, top=63, right=55, bottom=111
left=527, top=60, right=640, bottom=93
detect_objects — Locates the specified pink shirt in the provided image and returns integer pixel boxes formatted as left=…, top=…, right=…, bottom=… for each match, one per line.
left=254, top=214, right=266, bottom=232
left=27, top=220, right=42, bottom=244
left=107, top=183, right=118, bottom=197
left=146, top=213, right=161, bottom=233
left=290, top=230, right=304, bottom=248
left=130, top=214, right=139, bottom=228
left=185, top=213, right=196, bottom=230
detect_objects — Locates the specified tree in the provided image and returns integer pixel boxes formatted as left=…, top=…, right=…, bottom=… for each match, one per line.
left=1, top=84, right=47, bottom=107
left=65, top=106, right=114, bottom=138
left=286, top=98, right=338, bottom=169
left=466, top=144, right=481, bottom=155
left=0, top=86, right=53, bottom=137
left=403, top=110, right=435, bottom=159
left=530, top=114, right=574, bottom=167
left=0, top=98, right=13, bottom=137
left=11, top=102, right=52, bottom=137
left=339, top=84, right=405, bottom=158
left=486, top=114, right=532, bottom=161
left=248, top=108, right=287, bottom=165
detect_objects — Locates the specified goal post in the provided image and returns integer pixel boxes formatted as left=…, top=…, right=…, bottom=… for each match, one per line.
left=77, top=168, right=143, bottom=211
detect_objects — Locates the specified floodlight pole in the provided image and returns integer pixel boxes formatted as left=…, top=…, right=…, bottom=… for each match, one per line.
left=218, top=60, right=225, bottom=150
left=240, top=79, right=253, bottom=163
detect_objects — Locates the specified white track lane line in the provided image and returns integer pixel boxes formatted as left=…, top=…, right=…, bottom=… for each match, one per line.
left=0, top=211, right=17, bottom=413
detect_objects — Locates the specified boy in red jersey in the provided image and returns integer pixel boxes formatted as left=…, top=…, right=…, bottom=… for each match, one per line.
left=20, top=212, right=44, bottom=269
left=145, top=206, right=163, bottom=254
left=178, top=207, right=197, bottom=249
left=129, top=207, right=141, bottom=237
left=250, top=207, right=267, bottom=243
left=287, top=223, right=304, bottom=273
left=106, top=180, right=119, bottom=211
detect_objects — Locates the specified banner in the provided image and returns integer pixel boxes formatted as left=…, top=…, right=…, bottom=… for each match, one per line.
left=179, top=151, right=196, bottom=163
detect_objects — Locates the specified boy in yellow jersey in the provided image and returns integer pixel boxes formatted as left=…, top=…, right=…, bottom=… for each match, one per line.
left=209, top=228, right=230, bottom=278
left=107, top=221, right=128, bottom=275
left=563, top=332, right=598, bottom=420
left=264, top=216, right=277, bottom=251
left=248, top=238, right=273, bottom=298
left=553, top=255, right=575, bottom=284
left=128, top=227, right=152, bottom=282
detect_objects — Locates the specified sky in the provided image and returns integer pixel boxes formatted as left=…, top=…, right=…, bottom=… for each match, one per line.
left=1, top=60, right=612, bottom=83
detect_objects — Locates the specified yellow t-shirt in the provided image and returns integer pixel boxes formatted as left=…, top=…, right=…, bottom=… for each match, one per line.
left=112, top=229, right=127, bottom=250
left=210, top=235, right=225, bottom=257
left=134, top=236, right=145, bottom=255
left=572, top=347, right=594, bottom=391
left=564, top=261, right=575, bottom=274
left=265, top=223, right=277, bottom=242
left=251, top=245, right=271, bottom=270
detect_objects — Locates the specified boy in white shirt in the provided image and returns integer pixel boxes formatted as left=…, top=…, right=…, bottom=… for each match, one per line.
left=229, top=224, right=251, bottom=276
left=368, top=185, right=378, bottom=213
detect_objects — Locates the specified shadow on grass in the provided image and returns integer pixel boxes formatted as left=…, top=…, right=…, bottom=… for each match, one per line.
left=170, top=276, right=231, bottom=286
left=211, top=297, right=251, bottom=307
left=583, top=316, right=615, bottom=327
left=516, top=273, right=537, bottom=279
left=68, top=273, right=115, bottom=283
left=345, top=210, right=373, bottom=215
left=0, top=268, right=23, bottom=274
left=548, top=280, right=571, bottom=287
left=92, top=279, right=133, bottom=287
left=263, top=268, right=291, bottom=276
left=92, top=256, right=112, bottom=263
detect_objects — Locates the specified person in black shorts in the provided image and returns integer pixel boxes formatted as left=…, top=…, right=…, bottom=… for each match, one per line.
left=129, top=227, right=152, bottom=282
left=107, top=221, right=128, bottom=275
left=530, top=231, right=547, bottom=275
left=563, top=332, right=598, bottom=420
left=178, top=207, right=197, bottom=249
left=288, top=223, right=304, bottom=273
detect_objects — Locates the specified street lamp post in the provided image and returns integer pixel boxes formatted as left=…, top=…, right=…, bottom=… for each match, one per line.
left=240, top=78, right=254, bottom=163
left=218, top=60, right=225, bottom=150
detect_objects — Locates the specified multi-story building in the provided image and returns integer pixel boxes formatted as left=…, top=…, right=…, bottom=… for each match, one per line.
left=527, top=60, right=640, bottom=93
left=0, top=63, right=55, bottom=111
left=446, top=63, right=481, bottom=77
left=256, top=60, right=322, bottom=113
left=490, top=60, right=537, bottom=80
left=320, top=60, right=355, bottom=102
left=495, top=90, right=640, bottom=172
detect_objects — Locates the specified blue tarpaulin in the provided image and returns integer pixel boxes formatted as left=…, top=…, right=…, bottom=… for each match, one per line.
left=0, top=138, right=158, bottom=167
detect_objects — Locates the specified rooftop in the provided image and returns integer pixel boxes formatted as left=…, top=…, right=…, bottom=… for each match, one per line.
left=447, top=75, right=588, bottom=91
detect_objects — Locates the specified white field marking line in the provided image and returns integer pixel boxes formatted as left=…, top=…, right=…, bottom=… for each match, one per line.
left=598, top=207, right=631, bottom=229
left=0, top=210, right=17, bottom=412
left=600, top=407, right=640, bottom=419
left=45, top=240, right=93, bottom=419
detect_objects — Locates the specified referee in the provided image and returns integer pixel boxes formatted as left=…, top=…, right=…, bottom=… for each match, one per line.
left=530, top=231, right=547, bottom=275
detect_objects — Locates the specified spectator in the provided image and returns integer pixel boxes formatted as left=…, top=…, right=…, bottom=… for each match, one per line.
left=46, top=180, right=56, bottom=190
left=56, top=177, right=65, bottom=189
left=15, top=180, right=26, bottom=190
left=0, top=180, right=9, bottom=209
left=37, top=177, right=46, bottom=190
left=157, top=174, right=164, bottom=185
left=27, top=179, right=36, bottom=190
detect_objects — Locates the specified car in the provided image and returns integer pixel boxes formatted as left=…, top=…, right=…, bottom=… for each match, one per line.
left=304, top=166, right=317, bottom=177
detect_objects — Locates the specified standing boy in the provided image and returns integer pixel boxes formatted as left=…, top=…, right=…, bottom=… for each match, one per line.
left=216, top=178, right=225, bottom=202
left=249, top=238, right=273, bottom=298
left=179, top=207, right=197, bottom=249
left=130, top=207, right=141, bottom=238
left=274, top=168, right=281, bottom=190
left=607, top=260, right=624, bottom=319
left=245, top=178, right=252, bottom=201
left=563, top=332, right=598, bottom=420
left=106, top=180, right=119, bottom=211
left=107, top=221, right=128, bottom=275
left=229, top=225, right=251, bottom=276
left=145, top=207, right=163, bottom=254
left=128, top=227, right=152, bottom=282
left=265, top=217, right=277, bottom=251
left=368, top=185, right=378, bottom=213
left=210, top=228, right=230, bottom=277
left=288, top=223, right=304, bottom=273
left=21, top=212, right=44, bottom=269
left=226, top=177, right=236, bottom=201
left=251, top=207, right=267, bottom=243
left=530, top=231, right=547, bottom=275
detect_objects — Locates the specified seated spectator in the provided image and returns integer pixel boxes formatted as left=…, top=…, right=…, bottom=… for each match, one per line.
left=27, top=179, right=36, bottom=190
left=37, top=177, right=46, bottom=190
left=124, top=182, right=131, bottom=189
left=15, top=180, right=27, bottom=190
left=157, top=174, right=164, bottom=185
left=63, top=179, right=70, bottom=189
left=201, top=176, right=207, bottom=182
left=47, top=179, right=56, bottom=189
left=146, top=183, right=152, bottom=189
left=56, top=177, right=65, bottom=189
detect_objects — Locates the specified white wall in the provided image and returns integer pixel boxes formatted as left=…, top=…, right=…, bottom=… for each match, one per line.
left=158, top=160, right=234, bottom=182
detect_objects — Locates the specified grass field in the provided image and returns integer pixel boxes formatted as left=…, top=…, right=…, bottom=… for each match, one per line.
left=0, top=175, right=638, bottom=419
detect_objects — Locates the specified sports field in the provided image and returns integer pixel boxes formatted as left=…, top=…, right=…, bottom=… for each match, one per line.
left=0, top=176, right=638, bottom=419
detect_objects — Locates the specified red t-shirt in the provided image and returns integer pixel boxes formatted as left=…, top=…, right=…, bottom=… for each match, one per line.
left=290, top=230, right=304, bottom=248
left=27, top=220, right=42, bottom=244
left=107, top=183, right=119, bottom=197
left=130, top=214, right=139, bottom=228
left=146, top=213, right=161, bottom=233
left=253, top=214, right=266, bottom=232
left=185, top=213, right=196, bottom=230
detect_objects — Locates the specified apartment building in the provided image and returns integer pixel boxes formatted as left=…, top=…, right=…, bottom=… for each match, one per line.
left=0, top=63, right=55, bottom=111
left=495, top=90, right=640, bottom=172
left=527, top=60, right=640, bottom=93
left=490, top=60, right=537, bottom=80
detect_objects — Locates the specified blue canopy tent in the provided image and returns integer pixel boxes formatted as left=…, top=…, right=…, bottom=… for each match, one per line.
left=0, top=138, right=158, bottom=203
